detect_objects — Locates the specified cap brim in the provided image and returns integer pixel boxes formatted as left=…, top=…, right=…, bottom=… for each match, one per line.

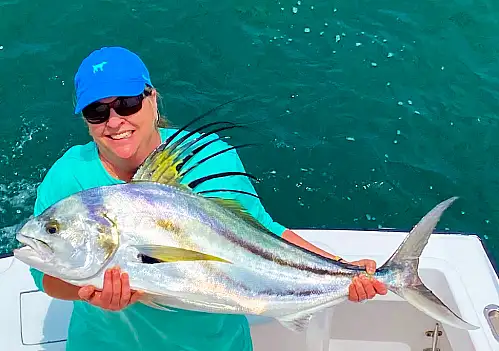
left=74, top=80, right=146, bottom=114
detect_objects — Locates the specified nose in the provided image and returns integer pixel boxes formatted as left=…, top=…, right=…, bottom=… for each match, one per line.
left=106, top=109, right=124, bottom=129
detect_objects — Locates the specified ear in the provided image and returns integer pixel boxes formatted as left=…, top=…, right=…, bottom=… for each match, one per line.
left=150, top=88, right=157, bottom=98
left=148, top=89, right=158, bottom=111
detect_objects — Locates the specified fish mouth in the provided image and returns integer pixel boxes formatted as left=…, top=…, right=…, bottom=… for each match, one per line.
left=14, top=234, right=54, bottom=261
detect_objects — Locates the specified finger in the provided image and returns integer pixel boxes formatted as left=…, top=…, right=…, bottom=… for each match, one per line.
left=119, top=272, right=132, bottom=309
left=100, top=268, right=114, bottom=306
left=348, top=280, right=359, bottom=302
left=372, top=279, right=388, bottom=295
left=110, top=268, right=122, bottom=309
left=348, top=260, right=364, bottom=267
left=129, top=290, right=144, bottom=305
left=89, top=291, right=103, bottom=307
left=354, top=276, right=367, bottom=301
left=365, top=261, right=376, bottom=275
left=349, top=260, right=377, bottom=274
left=78, top=286, right=96, bottom=301
left=360, top=275, right=376, bottom=299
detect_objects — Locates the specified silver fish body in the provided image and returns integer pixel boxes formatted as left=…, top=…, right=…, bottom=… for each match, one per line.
left=13, top=115, right=480, bottom=332
left=17, top=182, right=356, bottom=314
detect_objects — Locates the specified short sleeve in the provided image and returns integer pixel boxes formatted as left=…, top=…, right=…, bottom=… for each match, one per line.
left=178, top=132, right=287, bottom=237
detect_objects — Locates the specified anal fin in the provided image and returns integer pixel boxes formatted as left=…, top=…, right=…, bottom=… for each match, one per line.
left=277, top=312, right=315, bottom=333
left=140, top=294, right=178, bottom=312
left=140, top=299, right=177, bottom=312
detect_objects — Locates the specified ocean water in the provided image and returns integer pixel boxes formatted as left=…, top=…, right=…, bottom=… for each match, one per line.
left=1, top=0, right=499, bottom=263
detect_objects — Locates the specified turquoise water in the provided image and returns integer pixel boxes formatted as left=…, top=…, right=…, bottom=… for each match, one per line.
left=1, top=0, right=499, bottom=263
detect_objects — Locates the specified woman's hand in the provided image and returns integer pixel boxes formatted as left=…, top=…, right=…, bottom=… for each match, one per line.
left=280, top=229, right=388, bottom=303
left=78, top=267, right=143, bottom=311
left=346, top=259, right=387, bottom=302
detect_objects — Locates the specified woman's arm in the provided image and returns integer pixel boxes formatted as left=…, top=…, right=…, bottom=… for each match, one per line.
left=281, top=229, right=388, bottom=302
left=42, top=275, right=81, bottom=300
left=281, top=229, right=345, bottom=261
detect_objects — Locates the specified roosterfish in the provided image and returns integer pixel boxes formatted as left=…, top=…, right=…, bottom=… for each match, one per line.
left=13, top=112, right=478, bottom=332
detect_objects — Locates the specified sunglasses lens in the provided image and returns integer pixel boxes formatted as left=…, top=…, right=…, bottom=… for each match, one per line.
left=83, top=104, right=109, bottom=124
left=114, top=96, right=143, bottom=116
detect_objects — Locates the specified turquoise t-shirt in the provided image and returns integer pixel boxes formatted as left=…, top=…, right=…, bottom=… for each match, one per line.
left=29, top=127, right=286, bottom=351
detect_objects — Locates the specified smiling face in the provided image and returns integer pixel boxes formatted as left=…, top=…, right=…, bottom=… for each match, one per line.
left=86, top=89, right=161, bottom=173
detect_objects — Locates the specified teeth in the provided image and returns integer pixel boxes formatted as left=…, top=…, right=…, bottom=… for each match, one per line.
left=110, top=131, right=132, bottom=140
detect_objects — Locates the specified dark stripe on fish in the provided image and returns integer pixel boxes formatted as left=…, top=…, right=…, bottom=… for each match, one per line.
left=139, top=254, right=162, bottom=264
left=257, top=288, right=321, bottom=298
left=221, top=228, right=353, bottom=277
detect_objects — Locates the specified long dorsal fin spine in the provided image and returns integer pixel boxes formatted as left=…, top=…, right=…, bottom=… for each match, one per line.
left=179, top=144, right=258, bottom=180
left=171, top=129, right=230, bottom=167
left=161, top=96, right=247, bottom=148
left=174, top=122, right=248, bottom=170
left=188, top=171, right=259, bottom=190
left=167, top=121, right=236, bottom=158
left=199, top=189, right=261, bottom=199
left=178, top=136, right=231, bottom=172
left=133, top=121, right=242, bottom=184
left=169, top=123, right=246, bottom=173
left=176, top=123, right=246, bottom=162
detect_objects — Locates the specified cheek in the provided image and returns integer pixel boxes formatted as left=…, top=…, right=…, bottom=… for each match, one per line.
left=88, top=123, right=106, bottom=137
left=131, top=107, right=156, bottom=130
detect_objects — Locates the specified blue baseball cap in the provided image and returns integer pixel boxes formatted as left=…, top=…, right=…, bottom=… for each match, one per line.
left=73, top=46, right=153, bottom=114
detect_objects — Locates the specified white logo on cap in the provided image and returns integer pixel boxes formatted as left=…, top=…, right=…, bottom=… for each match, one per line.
left=92, top=61, right=108, bottom=73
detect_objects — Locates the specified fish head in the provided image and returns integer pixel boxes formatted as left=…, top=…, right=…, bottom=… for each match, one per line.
left=13, top=196, right=120, bottom=281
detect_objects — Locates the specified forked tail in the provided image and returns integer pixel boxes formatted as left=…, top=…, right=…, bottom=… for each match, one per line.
left=378, top=197, right=479, bottom=330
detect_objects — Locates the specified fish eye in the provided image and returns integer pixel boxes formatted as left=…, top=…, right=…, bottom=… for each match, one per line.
left=45, top=220, right=59, bottom=234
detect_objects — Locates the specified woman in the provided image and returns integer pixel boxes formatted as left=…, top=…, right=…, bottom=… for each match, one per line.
left=29, top=46, right=387, bottom=351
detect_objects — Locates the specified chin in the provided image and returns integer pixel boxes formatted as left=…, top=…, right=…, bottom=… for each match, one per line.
left=100, top=136, right=139, bottom=159
left=112, top=145, right=139, bottom=160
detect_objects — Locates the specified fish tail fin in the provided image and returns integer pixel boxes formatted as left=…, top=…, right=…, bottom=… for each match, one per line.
left=378, top=197, right=479, bottom=330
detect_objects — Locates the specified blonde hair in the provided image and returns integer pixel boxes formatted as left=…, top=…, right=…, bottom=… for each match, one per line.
left=145, top=85, right=169, bottom=129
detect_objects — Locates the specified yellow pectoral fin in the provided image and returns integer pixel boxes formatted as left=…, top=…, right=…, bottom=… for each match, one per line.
left=134, top=245, right=231, bottom=264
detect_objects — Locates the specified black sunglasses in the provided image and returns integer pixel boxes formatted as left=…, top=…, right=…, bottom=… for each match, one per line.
left=82, top=90, right=151, bottom=124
